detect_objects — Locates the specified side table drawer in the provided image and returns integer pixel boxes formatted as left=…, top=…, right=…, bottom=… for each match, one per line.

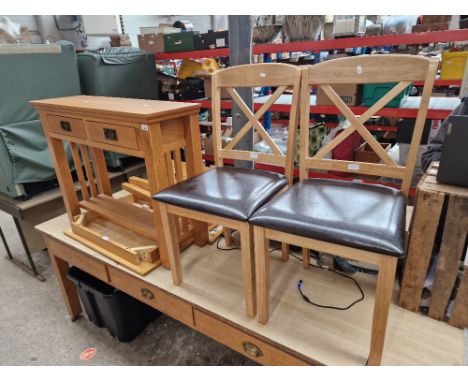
left=86, top=121, right=139, bottom=150
left=47, top=115, right=87, bottom=139
left=193, top=309, right=312, bottom=366
left=107, top=267, right=194, bottom=327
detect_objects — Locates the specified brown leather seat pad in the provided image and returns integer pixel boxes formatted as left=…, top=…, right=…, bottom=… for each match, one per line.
left=154, top=166, right=288, bottom=222
left=249, top=178, right=406, bottom=257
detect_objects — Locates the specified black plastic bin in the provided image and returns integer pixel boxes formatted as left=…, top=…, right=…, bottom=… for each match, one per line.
left=67, top=266, right=160, bottom=342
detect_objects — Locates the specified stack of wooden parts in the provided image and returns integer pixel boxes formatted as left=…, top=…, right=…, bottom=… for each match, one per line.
left=399, top=162, right=468, bottom=329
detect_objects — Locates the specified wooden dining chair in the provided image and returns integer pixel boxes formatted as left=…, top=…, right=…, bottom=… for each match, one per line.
left=154, top=63, right=302, bottom=317
left=250, top=55, right=438, bottom=364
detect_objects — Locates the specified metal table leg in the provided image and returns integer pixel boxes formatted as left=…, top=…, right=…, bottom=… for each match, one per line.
left=1, top=219, right=46, bottom=282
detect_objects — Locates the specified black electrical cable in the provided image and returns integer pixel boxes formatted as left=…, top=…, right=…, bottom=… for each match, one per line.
left=270, top=248, right=365, bottom=310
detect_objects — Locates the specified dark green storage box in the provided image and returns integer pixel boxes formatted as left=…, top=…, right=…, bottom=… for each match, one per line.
left=363, top=82, right=411, bottom=108
left=164, top=31, right=196, bottom=52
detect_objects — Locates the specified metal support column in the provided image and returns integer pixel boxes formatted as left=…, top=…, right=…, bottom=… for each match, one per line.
left=228, top=15, right=253, bottom=169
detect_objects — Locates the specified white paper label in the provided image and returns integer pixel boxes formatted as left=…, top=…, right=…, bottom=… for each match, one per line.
left=140, top=124, right=149, bottom=131
left=102, top=235, right=110, bottom=241
left=356, top=65, right=363, bottom=75
left=216, top=38, right=226, bottom=47
left=259, top=72, right=266, bottom=78
left=348, top=163, right=360, bottom=170
left=168, top=93, right=175, bottom=100
left=250, top=152, right=259, bottom=159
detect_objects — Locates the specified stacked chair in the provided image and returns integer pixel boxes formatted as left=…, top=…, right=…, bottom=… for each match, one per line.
left=154, top=55, right=438, bottom=365
left=154, top=63, right=302, bottom=318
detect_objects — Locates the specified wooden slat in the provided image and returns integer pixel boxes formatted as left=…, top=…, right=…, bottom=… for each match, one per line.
left=264, top=228, right=382, bottom=265
left=307, top=55, right=431, bottom=84
left=128, top=176, right=150, bottom=190
left=80, top=145, right=98, bottom=197
left=90, top=147, right=112, bottom=196
left=448, top=270, right=468, bottom=329
left=164, top=151, right=176, bottom=186
left=226, top=87, right=283, bottom=156
left=220, top=149, right=287, bottom=166
left=79, top=194, right=155, bottom=240
left=313, top=81, right=410, bottom=160
left=69, top=143, right=89, bottom=201
left=71, top=220, right=141, bottom=265
left=173, top=149, right=185, bottom=182
left=398, top=189, right=445, bottom=312
left=65, top=230, right=159, bottom=276
left=305, top=158, right=405, bottom=178
left=223, top=86, right=287, bottom=152
left=121, top=182, right=152, bottom=204
left=400, top=59, right=438, bottom=196
left=319, top=84, right=397, bottom=167
left=216, top=62, right=303, bottom=88
left=428, top=195, right=468, bottom=320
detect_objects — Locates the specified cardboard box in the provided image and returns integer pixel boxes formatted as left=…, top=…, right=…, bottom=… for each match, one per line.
left=422, top=16, right=452, bottom=24
left=316, top=84, right=362, bottom=106
left=138, top=34, right=164, bottom=53
left=411, top=22, right=450, bottom=33
left=354, top=142, right=391, bottom=163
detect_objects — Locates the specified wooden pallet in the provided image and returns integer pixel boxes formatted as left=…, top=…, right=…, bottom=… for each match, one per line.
left=399, top=163, right=468, bottom=329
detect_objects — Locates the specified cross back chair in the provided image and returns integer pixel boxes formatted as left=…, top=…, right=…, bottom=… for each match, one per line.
left=154, top=63, right=302, bottom=317
left=250, top=55, right=438, bottom=364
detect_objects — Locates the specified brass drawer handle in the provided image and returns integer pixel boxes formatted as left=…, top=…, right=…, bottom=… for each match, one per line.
left=140, top=288, right=154, bottom=300
left=242, top=341, right=263, bottom=358
left=60, top=120, right=71, bottom=132
left=103, top=128, right=118, bottom=141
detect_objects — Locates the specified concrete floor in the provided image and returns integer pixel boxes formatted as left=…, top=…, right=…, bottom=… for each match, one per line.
left=0, top=210, right=256, bottom=366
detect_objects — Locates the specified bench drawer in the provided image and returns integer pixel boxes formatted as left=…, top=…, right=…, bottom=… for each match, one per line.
left=193, top=309, right=313, bottom=365
left=86, top=121, right=139, bottom=150
left=107, top=267, right=194, bottom=327
left=47, top=115, right=87, bottom=139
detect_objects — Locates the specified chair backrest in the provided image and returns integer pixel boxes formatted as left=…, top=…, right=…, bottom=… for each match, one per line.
left=299, top=55, right=438, bottom=197
left=211, top=63, right=302, bottom=184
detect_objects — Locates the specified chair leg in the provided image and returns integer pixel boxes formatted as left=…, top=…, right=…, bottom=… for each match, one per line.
left=193, top=220, right=209, bottom=247
left=302, top=247, right=310, bottom=269
left=281, top=243, right=289, bottom=262
left=158, top=202, right=183, bottom=285
left=224, top=227, right=233, bottom=247
left=367, top=255, right=398, bottom=366
left=254, top=225, right=269, bottom=324
left=239, top=223, right=256, bottom=318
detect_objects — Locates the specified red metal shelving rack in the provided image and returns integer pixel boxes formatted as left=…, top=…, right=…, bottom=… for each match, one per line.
left=155, top=29, right=468, bottom=60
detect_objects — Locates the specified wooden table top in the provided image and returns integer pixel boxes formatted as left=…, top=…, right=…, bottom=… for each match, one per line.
left=30, top=95, right=200, bottom=120
left=36, top=210, right=464, bottom=366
